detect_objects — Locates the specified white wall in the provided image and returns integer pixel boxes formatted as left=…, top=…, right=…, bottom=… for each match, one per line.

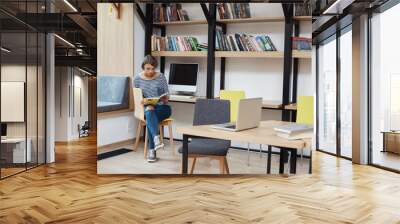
left=55, top=67, right=89, bottom=141
left=97, top=3, right=136, bottom=147
left=133, top=4, right=312, bottom=149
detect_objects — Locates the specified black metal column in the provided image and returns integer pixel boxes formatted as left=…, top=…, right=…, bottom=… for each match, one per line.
left=160, top=26, right=166, bottom=74
left=206, top=4, right=216, bottom=99
left=144, top=4, right=153, bottom=56
left=220, top=23, right=227, bottom=90
left=281, top=5, right=294, bottom=121
left=291, top=21, right=300, bottom=122
left=336, top=29, right=341, bottom=156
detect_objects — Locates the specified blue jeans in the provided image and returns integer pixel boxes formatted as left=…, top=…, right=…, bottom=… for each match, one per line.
left=145, top=104, right=172, bottom=149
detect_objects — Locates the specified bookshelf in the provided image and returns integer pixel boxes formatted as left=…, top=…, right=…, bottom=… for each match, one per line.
left=140, top=3, right=311, bottom=118
left=151, top=51, right=207, bottom=57
left=152, top=50, right=311, bottom=59
left=153, top=16, right=311, bottom=26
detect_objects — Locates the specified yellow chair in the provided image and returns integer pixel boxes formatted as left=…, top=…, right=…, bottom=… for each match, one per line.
left=133, top=88, right=174, bottom=158
left=220, top=90, right=246, bottom=122
left=220, top=90, right=262, bottom=165
left=296, top=96, right=314, bottom=125
left=295, top=96, right=314, bottom=171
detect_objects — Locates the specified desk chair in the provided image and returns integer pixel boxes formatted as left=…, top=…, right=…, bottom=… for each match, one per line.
left=220, top=90, right=263, bottom=166
left=178, top=99, right=231, bottom=174
left=296, top=96, right=314, bottom=172
left=133, top=88, right=174, bottom=158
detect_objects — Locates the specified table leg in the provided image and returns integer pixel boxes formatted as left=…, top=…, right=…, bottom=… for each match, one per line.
left=309, top=149, right=312, bottom=174
left=182, top=134, right=189, bottom=174
left=279, top=148, right=285, bottom=174
left=290, top=149, right=297, bottom=174
left=267, top=145, right=272, bottom=174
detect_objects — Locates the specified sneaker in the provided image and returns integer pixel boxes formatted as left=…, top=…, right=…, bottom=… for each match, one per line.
left=147, top=149, right=157, bottom=162
left=153, top=135, right=164, bottom=151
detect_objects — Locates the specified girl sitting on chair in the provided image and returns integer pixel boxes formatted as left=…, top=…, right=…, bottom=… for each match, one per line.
left=134, top=55, right=171, bottom=162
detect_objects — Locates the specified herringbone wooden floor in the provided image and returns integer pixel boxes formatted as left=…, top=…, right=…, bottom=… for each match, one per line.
left=1, top=135, right=400, bottom=224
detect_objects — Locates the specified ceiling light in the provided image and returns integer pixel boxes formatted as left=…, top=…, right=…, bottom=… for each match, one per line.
left=78, top=67, right=93, bottom=76
left=63, top=0, right=78, bottom=12
left=1, top=47, right=11, bottom=53
left=54, top=34, right=75, bottom=48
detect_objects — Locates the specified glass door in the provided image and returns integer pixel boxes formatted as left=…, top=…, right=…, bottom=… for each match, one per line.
left=317, top=36, right=337, bottom=155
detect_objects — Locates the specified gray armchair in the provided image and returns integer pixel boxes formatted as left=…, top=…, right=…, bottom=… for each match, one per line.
left=178, top=99, right=231, bottom=174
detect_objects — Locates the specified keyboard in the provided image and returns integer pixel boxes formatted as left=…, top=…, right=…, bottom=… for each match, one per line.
left=169, top=95, right=194, bottom=100
left=215, top=123, right=236, bottom=129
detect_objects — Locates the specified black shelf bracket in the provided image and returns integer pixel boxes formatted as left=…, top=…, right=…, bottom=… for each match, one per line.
left=135, top=3, right=146, bottom=25
left=200, top=3, right=210, bottom=21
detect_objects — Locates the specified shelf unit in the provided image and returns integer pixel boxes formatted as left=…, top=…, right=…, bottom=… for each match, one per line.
left=152, top=50, right=311, bottom=59
left=152, top=16, right=311, bottom=26
left=137, top=3, right=310, bottom=121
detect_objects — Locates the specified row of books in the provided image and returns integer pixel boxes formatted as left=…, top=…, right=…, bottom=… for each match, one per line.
left=216, top=29, right=277, bottom=52
left=217, top=3, right=251, bottom=20
left=153, top=4, right=190, bottom=23
left=151, top=35, right=203, bottom=52
left=292, top=37, right=312, bottom=50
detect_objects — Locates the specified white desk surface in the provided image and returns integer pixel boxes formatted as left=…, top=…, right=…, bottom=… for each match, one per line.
left=177, top=120, right=311, bottom=149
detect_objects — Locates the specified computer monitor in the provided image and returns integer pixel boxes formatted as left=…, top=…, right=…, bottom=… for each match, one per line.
left=168, top=63, right=198, bottom=94
left=1, top=123, right=7, bottom=137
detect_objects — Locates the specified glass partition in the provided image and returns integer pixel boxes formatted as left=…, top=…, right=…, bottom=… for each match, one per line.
left=339, top=28, right=352, bottom=158
left=0, top=1, right=46, bottom=179
left=317, top=36, right=337, bottom=155
left=370, top=3, right=400, bottom=171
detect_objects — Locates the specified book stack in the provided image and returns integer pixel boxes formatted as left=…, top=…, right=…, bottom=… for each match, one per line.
left=273, top=124, right=313, bottom=140
left=151, top=35, right=202, bottom=51
left=292, top=37, right=312, bottom=51
left=217, top=3, right=251, bottom=20
left=153, top=4, right=190, bottom=23
left=216, top=29, right=277, bottom=51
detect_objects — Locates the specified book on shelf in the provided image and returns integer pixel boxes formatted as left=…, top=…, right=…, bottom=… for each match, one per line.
left=292, top=37, right=312, bottom=51
left=153, top=4, right=190, bottom=23
left=294, top=1, right=311, bottom=16
left=215, top=28, right=277, bottom=52
left=217, top=3, right=251, bottom=20
left=151, top=35, right=203, bottom=52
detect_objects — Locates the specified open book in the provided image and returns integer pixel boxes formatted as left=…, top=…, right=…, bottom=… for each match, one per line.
left=143, top=93, right=168, bottom=105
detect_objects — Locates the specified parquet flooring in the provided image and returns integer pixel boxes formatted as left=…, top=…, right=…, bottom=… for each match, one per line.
left=1, top=135, right=400, bottom=223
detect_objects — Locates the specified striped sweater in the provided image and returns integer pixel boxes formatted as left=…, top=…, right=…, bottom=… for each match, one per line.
left=133, top=73, right=169, bottom=99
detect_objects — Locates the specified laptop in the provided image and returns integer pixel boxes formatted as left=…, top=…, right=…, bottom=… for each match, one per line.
left=211, top=98, right=262, bottom=132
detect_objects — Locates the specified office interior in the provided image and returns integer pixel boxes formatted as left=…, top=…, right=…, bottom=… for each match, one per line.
left=1, top=0, right=400, bottom=223
left=96, top=3, right=313, bottom=174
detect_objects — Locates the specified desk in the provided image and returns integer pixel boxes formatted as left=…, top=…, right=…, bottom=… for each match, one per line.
left=1, top=138, right=31, bottom=164
left=177, top=120, right=311, bottom=174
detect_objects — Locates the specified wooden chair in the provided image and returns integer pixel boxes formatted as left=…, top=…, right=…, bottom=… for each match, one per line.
left=178, top=99, right=231, bottom=174
left=132, top=88, right=174, bottom=158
